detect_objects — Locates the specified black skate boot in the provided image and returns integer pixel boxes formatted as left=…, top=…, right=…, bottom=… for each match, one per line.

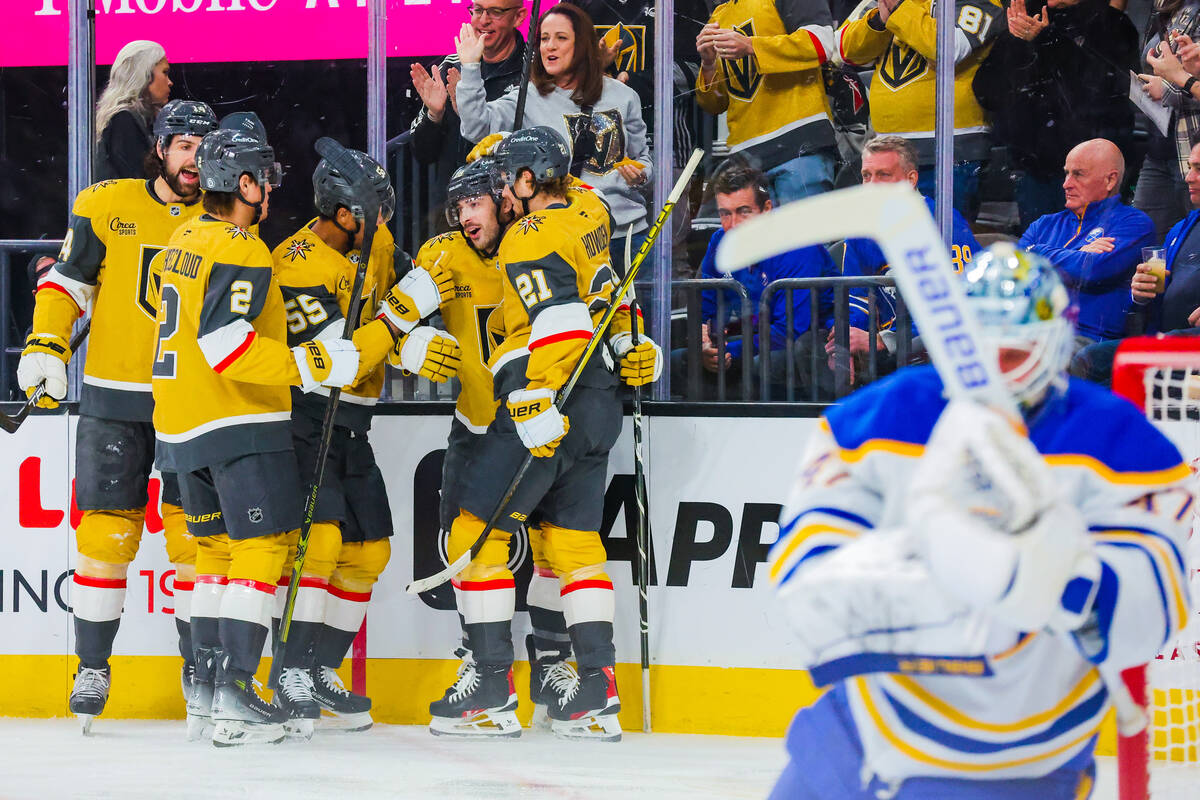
left=187, top=648, right=217, bottom=741
left=274, top=667, right=321, bottom=740
left=310, top=666, right=373, bottom=733
left=526, top=634, right=573, bottom=730
left=548, top=665, right=621, bottom=742
left=428, top=648, right=521, bottom=738
left=211, top=669, right=287, bottom=747
left=70, top=666, right=110, bottom=735
left=181, top=661, right=195, bottom=702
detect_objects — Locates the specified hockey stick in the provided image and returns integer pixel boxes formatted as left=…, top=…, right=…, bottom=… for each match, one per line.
left=275, top=138, right=383, bottom=671
left=622, top=228, right=653, bottom=733
left=714, top=181, right=1148, bottom=737
left=1, top=320, right=91, bottom=434
left=512, top=0, right=542, bottom=129
left=406, top=147, right=704, bottom=595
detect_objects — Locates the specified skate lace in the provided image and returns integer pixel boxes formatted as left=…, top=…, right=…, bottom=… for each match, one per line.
left=75, top=667, right=110, bottom=696
left=281, top=667, right=315, bottom=701
left=549, top=662, right=580, bottom=706
left=317, top=666, right=353, bottom=698
left=448, top=657, right=481, bottom=703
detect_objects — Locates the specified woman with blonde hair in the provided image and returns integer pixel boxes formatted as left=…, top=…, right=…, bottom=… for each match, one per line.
left=95, top=40, right=172, bottom=181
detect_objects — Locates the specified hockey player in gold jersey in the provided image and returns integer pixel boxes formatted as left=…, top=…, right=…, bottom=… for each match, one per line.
left=269, top=149, right=456, bottom=735
left=424, top=127, right=661, bottom=742
left=152, top=128, right=362, bottom=746
left=836, top=0, right=1002, bottom=216
left=17, top=100, right=218, bottom=732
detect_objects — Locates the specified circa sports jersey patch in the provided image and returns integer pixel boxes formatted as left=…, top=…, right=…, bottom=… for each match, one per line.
left=283, top=238, right=314, bottom=262
left=516, top=214, right=546, bottom=235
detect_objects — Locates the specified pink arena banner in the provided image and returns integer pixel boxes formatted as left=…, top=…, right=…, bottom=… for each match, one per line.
left=3, top=0, right=548, bottom=68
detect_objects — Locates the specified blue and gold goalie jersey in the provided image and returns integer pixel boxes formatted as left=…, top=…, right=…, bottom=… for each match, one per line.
left=153, top=215, right=300, bottom=472
left=273, top=221, right=399, bottom=432
left=33, top=178, right=203, bottom=420
left=490, top=187, right=622, bottom=398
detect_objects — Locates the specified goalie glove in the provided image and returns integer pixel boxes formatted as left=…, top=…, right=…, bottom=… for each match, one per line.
left=17, top=332, right=72, bottom=409
left=609, top=332, right=663, bottom=387
left=507, top=387, right=570, bottom=458
left=378, top=258, right=455, bottom=334
left=292, top=339, right=360, bottom=393
left=388, top=326, right=462, bottom=383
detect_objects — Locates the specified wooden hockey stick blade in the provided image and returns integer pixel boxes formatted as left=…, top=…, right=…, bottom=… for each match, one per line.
left=406, top=151, right=703, bottom=596
left=1, top=319, right=92, bottom=434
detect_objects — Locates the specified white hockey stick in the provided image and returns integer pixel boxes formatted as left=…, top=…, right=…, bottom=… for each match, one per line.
left=716, top=182, right=1147, bottom=736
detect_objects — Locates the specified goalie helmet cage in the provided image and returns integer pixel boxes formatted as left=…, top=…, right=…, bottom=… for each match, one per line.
left=1112, top=336, right=1200, bottom=800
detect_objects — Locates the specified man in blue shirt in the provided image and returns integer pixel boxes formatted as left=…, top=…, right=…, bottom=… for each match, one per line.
left=836, top=136, right=980, bottom=385
left=671, top=159, right=837, bottom=400
left=1019, top=138, right=1154, bottom=346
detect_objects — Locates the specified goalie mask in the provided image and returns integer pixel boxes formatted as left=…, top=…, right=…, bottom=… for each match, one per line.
left=963, top=243, right=1074, bottom=410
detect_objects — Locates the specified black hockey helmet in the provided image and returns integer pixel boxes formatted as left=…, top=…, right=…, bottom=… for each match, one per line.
left=153, top=99, right=218, bottom=151
left=220, top=111, right=268, bottom=144
left=313, top=148, right=395, bottom=224
left=493, top=126, right=571, bottom=187
left=445, top=156, right=504, bottom=228
left=195, top=129, right=281, bottom=193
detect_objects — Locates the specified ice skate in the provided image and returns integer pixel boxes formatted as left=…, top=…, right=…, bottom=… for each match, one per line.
left=548, top=665, right=621, bottom=742
left=273, top=667, right=320, bottom=740
left=310, top=666, right=373, bottom=733
left=428, top=648, right=521, bottom=738
left=70, top=666, right=110, bottom=735
left=187, top=648, right=217, bottom=741
left=181, top=661, right=195, bottom=702
left=211, top=676, right=287, bottom=747
left=527, top=634, right=572, bottom=730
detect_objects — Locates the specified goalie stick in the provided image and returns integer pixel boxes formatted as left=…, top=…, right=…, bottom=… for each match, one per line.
left=275, top=137, right=383, bottom=676
left=714, top=182, right=1147, bottom=738
left=1, top=320, right=91, bottom=434
left=406, top=148, right=704, bottom=596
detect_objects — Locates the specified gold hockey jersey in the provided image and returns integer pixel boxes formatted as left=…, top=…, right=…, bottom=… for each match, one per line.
left=273, top=220, right=398, bottom=432
left=697, top=0, right=837, bottom=169
left=837, top=0, right=1001, bottom=163
left=491, top=191, right=618, bottom=398
left=152, top=215, right=300, bottom=472
left=33, top=179, right=203, bottom=421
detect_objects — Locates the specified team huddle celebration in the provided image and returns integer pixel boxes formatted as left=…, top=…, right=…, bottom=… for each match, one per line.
left=4, top=0, right=1200, bottom=796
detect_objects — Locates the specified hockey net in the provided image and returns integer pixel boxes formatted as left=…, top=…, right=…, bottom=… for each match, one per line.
left=1112, top=337, right=1200, bottom=800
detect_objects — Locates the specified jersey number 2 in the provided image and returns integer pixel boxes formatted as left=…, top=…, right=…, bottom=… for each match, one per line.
left=153, top=284, right=180, bottom=379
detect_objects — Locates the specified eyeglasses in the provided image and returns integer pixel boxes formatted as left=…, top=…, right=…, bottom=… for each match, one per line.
left=468, top=4, right=521, bottom=20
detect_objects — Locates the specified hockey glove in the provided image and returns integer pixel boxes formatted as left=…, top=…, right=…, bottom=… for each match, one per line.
left=388, top=326, right=462, bottom=383
left=293, top=339, right=360, bottom=393
left=466, top=132, right=507, bottom=163
left=609, top=332, right=663, bottom=387
left=507, top=387, right=570, bottom=458
left=378, top=258, right=455, bottom=334
left=18, top=332, right=72, bottom=409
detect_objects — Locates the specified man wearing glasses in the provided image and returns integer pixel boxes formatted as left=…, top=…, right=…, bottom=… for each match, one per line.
left=408, top=1, right=528, bottom=187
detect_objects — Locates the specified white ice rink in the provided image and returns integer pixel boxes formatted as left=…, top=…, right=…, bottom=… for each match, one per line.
left=0, top=719, right=1123, bottom=799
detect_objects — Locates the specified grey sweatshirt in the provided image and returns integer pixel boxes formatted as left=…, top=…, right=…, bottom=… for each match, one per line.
left=456, top=63, right=652, bottom=233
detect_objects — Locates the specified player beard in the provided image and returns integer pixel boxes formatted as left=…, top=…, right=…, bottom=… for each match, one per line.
left=163, top=163, right=200, bottom=202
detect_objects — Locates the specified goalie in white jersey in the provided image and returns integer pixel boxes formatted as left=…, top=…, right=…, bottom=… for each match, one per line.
left=769, top=244, right=1193, bottom=799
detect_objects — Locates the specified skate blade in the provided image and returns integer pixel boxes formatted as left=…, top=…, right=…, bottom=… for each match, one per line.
left=316, top=711, right=373, bottom=733
left=79, top=714, right=96, bottom=736
left=283, top=717, right=316, bottom=740
left=211, top=721, right=286, bottom=747
left=551, top=713, right=622, bottom=742
left=429, top=710, right=522, bottom=739
left=186, top=713, right=214, bottom=742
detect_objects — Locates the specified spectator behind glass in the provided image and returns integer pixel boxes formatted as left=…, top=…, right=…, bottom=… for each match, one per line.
left=1072, top=139, right=1200, bottom=385
left=455, top=3, right=652, bottom=271
left=973, top=0, right=1138, bottom=230
left=837, top=0, right=1004, bottom=222
left=837, top=135, right=980, bottom=383
left=1019, top=138, right=1154, bottom=347
left=670, top=159, right=837, bottom=401
left=695, top=0, right=838, bottom=205
left=1131, top=0, right=1200, bottom=241
left=407, top=1, right=527, bottom=186
left=95, top=40, right=171, bottom=181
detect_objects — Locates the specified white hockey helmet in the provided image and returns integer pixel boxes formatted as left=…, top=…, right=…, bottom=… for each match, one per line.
left=963, top=243, right=1075, bottom=409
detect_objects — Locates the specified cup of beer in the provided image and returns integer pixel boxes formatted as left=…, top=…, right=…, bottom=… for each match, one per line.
left=1142, top=247, right=1168, bottom=294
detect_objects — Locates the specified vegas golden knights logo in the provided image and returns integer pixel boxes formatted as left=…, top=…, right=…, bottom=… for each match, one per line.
left=136, top=244, right=167, bottom=319
left=475, top=304, right=503, bottom=362
left=725, top=20, right=762, bottom=102
left=597, top=23, right=646, bottom=74
left=563, top=109, right=627, bottom=175
left=879, top=42, right=928, bottom=91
